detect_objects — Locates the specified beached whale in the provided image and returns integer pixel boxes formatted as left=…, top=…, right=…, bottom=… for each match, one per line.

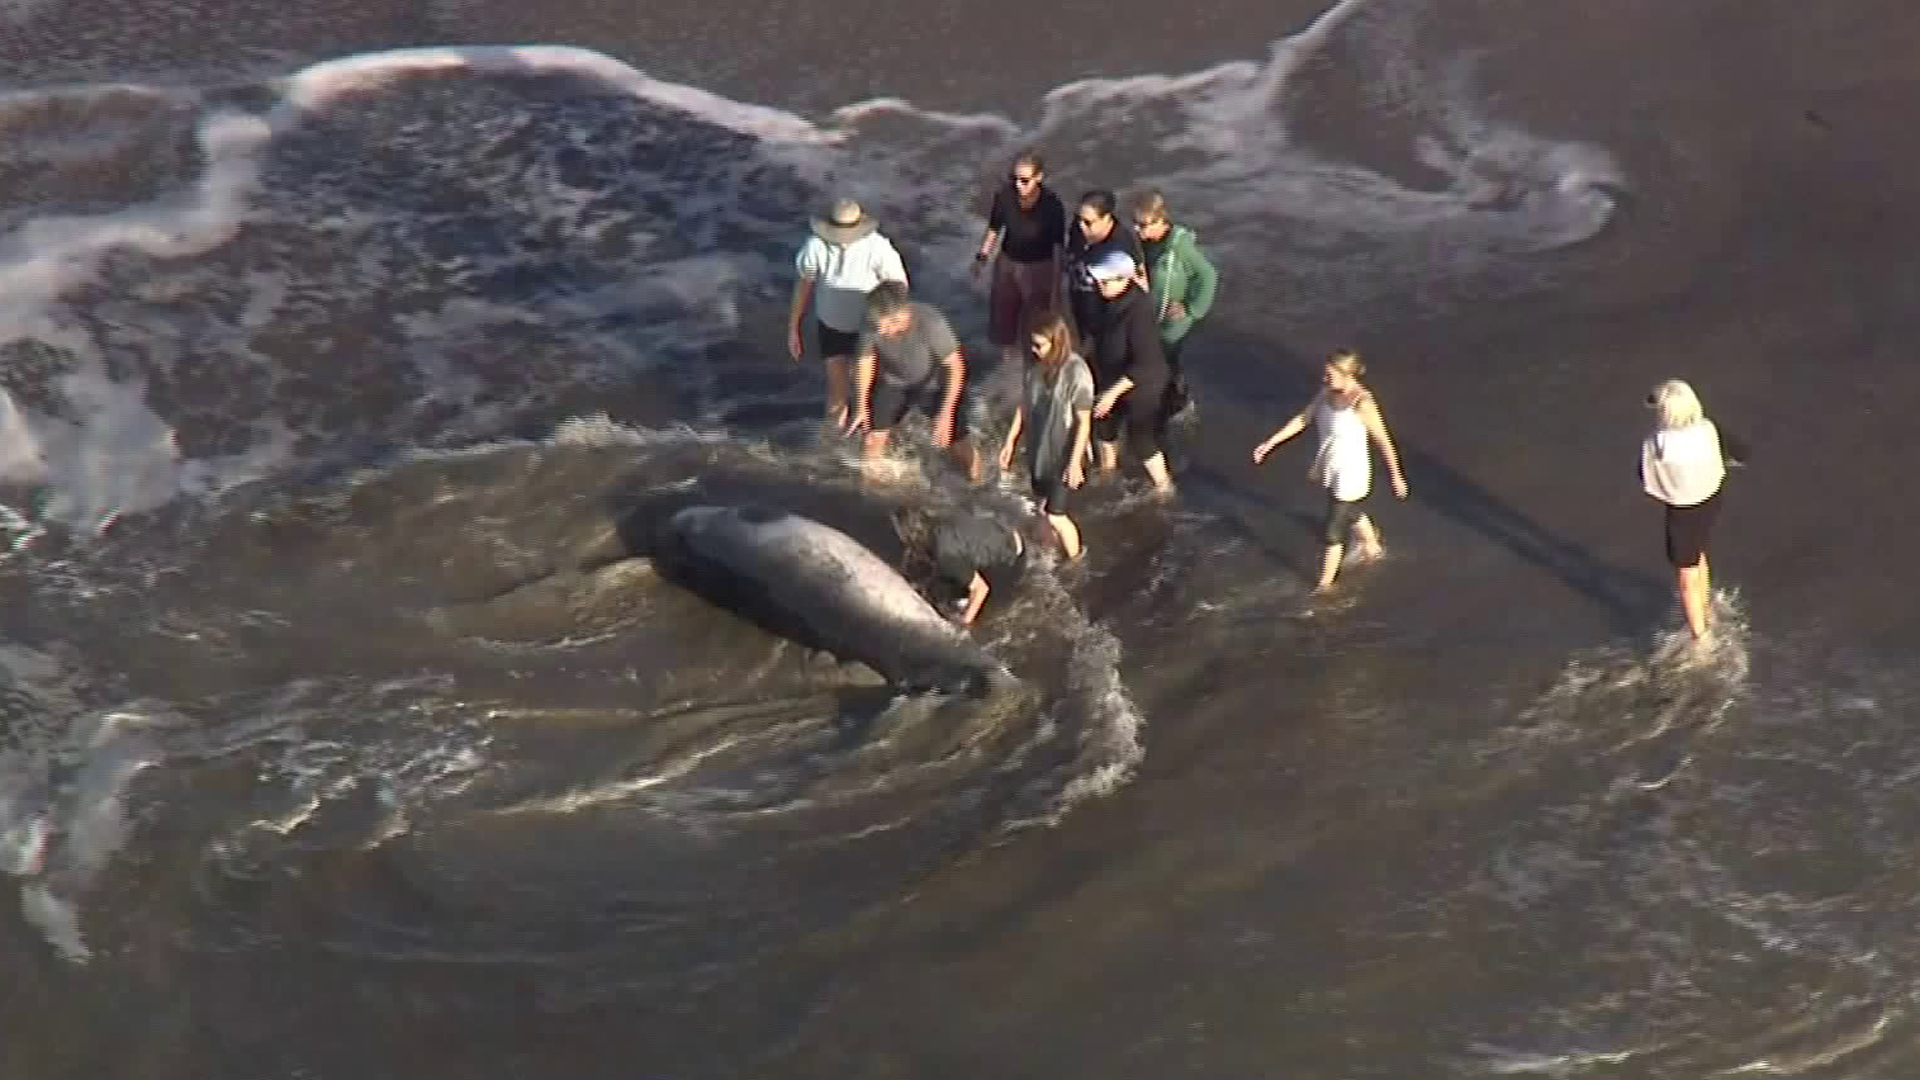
left=653, top=504, right=1016, bottom=696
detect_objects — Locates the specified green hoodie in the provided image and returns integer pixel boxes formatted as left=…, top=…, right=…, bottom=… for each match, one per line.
left=1144, top=224, right=1219, bottom=345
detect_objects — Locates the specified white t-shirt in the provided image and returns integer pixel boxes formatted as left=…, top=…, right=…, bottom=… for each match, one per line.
left=1641, top=420, right=1725, bottom=507
left=795, top=232, right=909, bottom=332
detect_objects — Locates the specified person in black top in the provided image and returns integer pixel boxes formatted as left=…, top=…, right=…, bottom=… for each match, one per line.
left=973, top=149, right=1066, bottom=366
left=894, top=507, right=1028, bottom=628
left=1085, top=250, right=1175, bottom=494
left=1063, top=189, right=1144, bottom=345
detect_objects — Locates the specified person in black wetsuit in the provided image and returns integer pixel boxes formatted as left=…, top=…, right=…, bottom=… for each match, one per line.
left=1063, top=189, right=1144, bottom=345
left=1085, top=250, right=1175, bottom=494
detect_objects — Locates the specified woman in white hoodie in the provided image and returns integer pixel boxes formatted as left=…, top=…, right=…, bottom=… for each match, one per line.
left=1641, top=379, right=1745, bottom=641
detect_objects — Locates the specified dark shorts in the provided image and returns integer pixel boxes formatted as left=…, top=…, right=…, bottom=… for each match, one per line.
left=1091, top=377, right=1168, bottom=457
left=1323, top=492, right=1366, bottom=545
left=1664, top=493, right=1721, bottom=568
left=1031, top=473, right=1071, bottom=516
left=989, top=256, right=1059, bottom=346
left=817, top=319, right=859, bottom=360
left=871, top=377, right=972, bottom=437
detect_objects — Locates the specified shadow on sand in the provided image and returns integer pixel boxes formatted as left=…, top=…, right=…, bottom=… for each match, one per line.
left=1172, top=325, right=1670, bottom=633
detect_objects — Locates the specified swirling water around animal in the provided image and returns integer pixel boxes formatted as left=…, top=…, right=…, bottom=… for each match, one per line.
left=1, top=0, right=1918, bottom=1077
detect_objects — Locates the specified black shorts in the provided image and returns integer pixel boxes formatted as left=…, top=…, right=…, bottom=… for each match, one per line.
left=1090, top=377, right=1168, bottom=457
left=871, top=377, right=971, bottom=437
left=817, top=320, right=859, bottom=360
left=1664, top=493, right=1720, bottom=568
left=1323, top=493, right=1365, bottom=545
left=1031, top=473, right=1071, bottom=516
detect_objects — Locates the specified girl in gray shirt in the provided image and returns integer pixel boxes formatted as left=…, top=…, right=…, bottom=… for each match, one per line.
left=998, top=309, right=1094, bottom=559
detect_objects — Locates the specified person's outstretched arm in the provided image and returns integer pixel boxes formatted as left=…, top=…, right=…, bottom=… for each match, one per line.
left=1066, top=406, right=1093, bottom=488
left=935, top=348, right=967, bottom=448
left=1359, top=393, right=1409, bottom=498
left=787, top=277, right=815, bottom=361
left=1252, top=392, right=1322, bottom=463
left=846, top=349, right=877, bottom=433
left=959, top=572, right=991, bottom=626
left=973, top=189, right=1005, bottom=278
left=999, top=402, right=1025, bottom=473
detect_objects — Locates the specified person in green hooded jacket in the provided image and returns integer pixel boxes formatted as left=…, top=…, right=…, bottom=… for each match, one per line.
left=1129, top=189, right=1219, bottom=419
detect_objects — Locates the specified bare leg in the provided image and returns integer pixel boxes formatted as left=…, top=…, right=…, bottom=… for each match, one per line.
left=1045, top=512, right=1082, bottom=559
left=1096, top=440, right=1121, bottom=473
left=948, top=439, right=983, bottom=484
left=1316, top=543, right=1344, bottom=591
left=1677, top=560, right=1711, bottom=640
left=824, top=355, right=851, bottom=420
left=1142, top=451, right=1175, bottom=494
left=1352, top=513, right=1384, bottom=559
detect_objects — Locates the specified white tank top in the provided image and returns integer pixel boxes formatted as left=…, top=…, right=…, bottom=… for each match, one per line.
left=1309, top=392, right=1371, bottom=501
left=1641, top=420, right=1724, bottom=507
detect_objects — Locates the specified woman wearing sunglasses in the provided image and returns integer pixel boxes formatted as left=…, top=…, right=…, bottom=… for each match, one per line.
left=973, top=149, right=1067, bottom=368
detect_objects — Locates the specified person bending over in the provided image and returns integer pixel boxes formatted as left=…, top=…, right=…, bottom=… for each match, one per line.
left=896, top=508, right=1027, bottom=628
left=845, top=281, right=982, bottom=481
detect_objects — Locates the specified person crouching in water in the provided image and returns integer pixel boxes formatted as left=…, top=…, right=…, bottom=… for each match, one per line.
left=895, top=507, right=1027, bottom=628
left=846, top=281, right=982, bottom=481
left=997, top=309, right=1093, bottom=559
left=1640, top=378, right=1746, bottom=642
left=1085, top=251, right=1176, bottom=494
left=1251, top=350, right=1409, bottom=592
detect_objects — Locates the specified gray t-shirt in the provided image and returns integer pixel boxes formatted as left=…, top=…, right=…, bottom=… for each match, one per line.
left=858, top=302, right=961, bottom=387
left=1024, top=352, right=1095, bottom=481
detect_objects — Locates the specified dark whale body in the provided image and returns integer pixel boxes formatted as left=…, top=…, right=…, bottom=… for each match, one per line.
left=655, top=504, right=1013, bottom=696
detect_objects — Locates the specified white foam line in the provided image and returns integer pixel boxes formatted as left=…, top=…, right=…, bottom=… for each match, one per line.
left=1037, top=0, right=1371, bottom=122
left=0, top=109, right=269, bottom=319
left=828, top=97, right=1020, bottom=137
left=268, top=45, right=836, bottom=148
left=0, top=42, right=837, bottom=330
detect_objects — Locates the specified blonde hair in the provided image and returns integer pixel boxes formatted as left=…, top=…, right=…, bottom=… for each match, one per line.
left=1327, top=349, right=1367, bottom=379
left=1130, top=189, right=1168, bottom=223
left=1650, top=378, right=1704, bottom=429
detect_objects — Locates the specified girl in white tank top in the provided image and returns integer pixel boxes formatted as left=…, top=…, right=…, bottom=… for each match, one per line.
left=1309, top=391, right=1374, bottom=502
left=1251, top=351, right=1410, bottom=592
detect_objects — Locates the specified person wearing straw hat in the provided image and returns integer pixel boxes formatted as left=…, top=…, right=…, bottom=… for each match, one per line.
left=787, top=198, right=909, bottom=426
